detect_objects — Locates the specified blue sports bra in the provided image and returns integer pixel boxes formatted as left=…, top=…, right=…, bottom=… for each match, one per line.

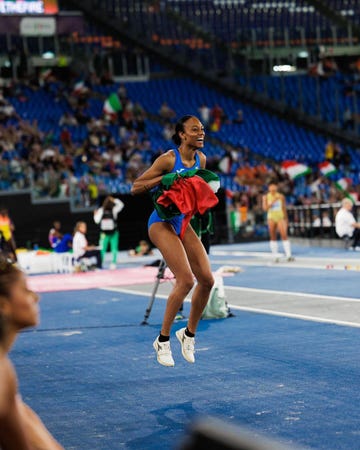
left=172, top=148, right=200, bottom=174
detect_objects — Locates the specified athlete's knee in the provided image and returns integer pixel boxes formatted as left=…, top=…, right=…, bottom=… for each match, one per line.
left=199, top=273, right=215, bottom=292
left=178, top=275, right=195, bottom=294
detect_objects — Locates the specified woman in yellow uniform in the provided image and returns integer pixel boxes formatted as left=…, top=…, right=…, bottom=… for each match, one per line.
left=262, top=181, right=294, bottom=262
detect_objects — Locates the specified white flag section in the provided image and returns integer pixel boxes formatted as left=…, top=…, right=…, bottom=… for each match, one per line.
left=281, top=161, right=311, bottom=179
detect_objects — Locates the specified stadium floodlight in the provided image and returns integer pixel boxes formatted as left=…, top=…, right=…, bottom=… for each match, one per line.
left=273, top=64, right=297, bottom=72
left=42, top=51, right=55, bottom=59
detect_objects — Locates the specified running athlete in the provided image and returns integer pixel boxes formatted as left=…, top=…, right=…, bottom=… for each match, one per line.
left=262, top=181, right=294, bottom=262
left=131, top=115, right=215, bottom=366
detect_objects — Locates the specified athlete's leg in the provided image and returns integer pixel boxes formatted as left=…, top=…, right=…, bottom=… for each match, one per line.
left=149, top=222, right=195, bottom=337
left=182, top=225, right=214, bottom=334
left=277, top=219, right=292, bottom=258
left=268, top=220, right=279, bottom=256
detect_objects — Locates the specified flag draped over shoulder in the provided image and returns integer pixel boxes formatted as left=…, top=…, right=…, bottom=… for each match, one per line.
left=318, top=161, right=337, bottom=177
left=103, top=93, right=122, bottom=119
left=281, top=160, right=311, bottom=179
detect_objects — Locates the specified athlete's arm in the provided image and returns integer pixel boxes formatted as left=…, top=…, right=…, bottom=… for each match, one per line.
left=17, top=398, right=64, bottom=450
left=262, top=194, right=269, bottom=211
left=0, top=359, right=31, bottom=450
left=281, top=194, right=288, bottom=220
left=131, top=151, right=174, bottom=195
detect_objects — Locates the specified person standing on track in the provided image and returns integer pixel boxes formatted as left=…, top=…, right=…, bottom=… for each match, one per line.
left=131, top=115, right=217, bottom=367
left=93, top=196, right=124, bottom=269
left=262, top=181, right=294, bottom=262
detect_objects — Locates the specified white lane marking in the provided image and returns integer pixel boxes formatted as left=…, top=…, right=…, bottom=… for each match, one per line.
left=211, top=258, right=360, bottom=271
left=102, top=287, right=360, bottom=328
left=226, top=304, right=360, bottom=329
left=225, top=285, right=360, bottom=302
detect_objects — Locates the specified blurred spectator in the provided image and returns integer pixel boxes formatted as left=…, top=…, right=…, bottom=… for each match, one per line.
left=48, top=220, right=72, bottom=253
left=72, top=221, right=102, bottom=269
left=0, top=207, right=17, bottom=262
left=159, top=101, right=176, bottom=121
left=128, top=239, right=153, bottom=256
left=198, top=103, right=211, bottom=129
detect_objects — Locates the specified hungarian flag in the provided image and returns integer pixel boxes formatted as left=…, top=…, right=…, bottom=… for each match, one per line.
left=281, top=160, right=311, bottom=179
left=318, top=161, right=337, bottom=177
left=335, top=177, right=351, bottom=192
left=103, top=93, right=122, bottom=120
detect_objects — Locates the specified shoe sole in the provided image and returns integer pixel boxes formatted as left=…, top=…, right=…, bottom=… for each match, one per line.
left=176, top=330, right=195, bottom=364
left=152, top=340, right=174, bottom=367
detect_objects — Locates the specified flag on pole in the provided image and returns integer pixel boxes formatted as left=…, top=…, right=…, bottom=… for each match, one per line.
left=218, top=155, right=232, bottom=174
left=318, top=161, right=337, bottom=177
left=335, top=177, right=351, bottom=192
left=346, top=191, right=358, bottom=204
left=103, top=93, right=122, bottom=119
left=281, top=160, right=311, bottom=179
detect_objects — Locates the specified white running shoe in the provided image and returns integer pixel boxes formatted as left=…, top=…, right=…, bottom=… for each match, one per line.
left=176, top=327, right=195, bottom=363
left=109, top=263, right=117, bottom=270
left=153, top=337, right=174, bottom=367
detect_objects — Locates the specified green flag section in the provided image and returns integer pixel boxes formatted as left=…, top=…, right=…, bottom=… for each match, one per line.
left=335, top=177, right=351, bottom=192
left=103, top=93, right=122, bottom=117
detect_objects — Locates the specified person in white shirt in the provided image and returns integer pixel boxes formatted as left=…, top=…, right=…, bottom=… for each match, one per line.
left=93, top=196, right=124, bottom=270
left=335, top=198, right=360, bottom=249
left=72, top=221, right=102, bottom=268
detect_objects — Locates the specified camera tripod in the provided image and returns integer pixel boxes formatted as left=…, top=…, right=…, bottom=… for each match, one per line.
left=141, top=259, right=182, bottom=325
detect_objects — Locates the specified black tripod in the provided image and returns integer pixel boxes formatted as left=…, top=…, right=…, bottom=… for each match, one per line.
left=141, top=259, right=166, bottom=325
left=141, top=259, right=183, bottom=325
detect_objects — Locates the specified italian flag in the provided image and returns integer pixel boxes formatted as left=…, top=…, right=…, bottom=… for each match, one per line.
left=281, top=160, right=311, bottom=179
left=73, top=81, right=87, bottom=95
left=346, top=191, right=358, bottom=204
left=103, top=93, right=122, bottom=119
left=335, top=177, right=351, bottom=192
left=318, top=161, right=337, bottom=177
left=218, top=155, right=232, bottom=173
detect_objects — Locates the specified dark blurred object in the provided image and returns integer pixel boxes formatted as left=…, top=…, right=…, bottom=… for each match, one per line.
left=178, top=416, right=304, bottom=450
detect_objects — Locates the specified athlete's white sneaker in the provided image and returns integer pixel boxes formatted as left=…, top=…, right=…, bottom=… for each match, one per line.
left=153, top=337, right=174, bottom=367
left=109, top=263, right=117, bottom=270
left=176, top=327, right=195, bottom=363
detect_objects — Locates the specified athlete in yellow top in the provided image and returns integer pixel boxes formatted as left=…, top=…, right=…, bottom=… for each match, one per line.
left=262, top=181, right=294, bottom=262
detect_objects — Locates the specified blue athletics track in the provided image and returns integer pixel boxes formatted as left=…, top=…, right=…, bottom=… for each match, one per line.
left=12, top=242, right=360, bottom=450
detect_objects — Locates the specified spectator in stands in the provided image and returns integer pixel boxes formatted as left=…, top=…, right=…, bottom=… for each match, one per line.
left=262, top=181, right=294, bottom=262
left=233, top=109, right=244, bottom=125
left=0, top=207, right=17, bottom=262
left=342, top=107, right=355, bottom=131
left=0, top=255, right=64, bottom=449
left=72, top=221, right=102, bottom=269
left=93, top=195, right=124, bottom=269
left=128, top=240, right=153, bottom=257
left=59, top=111, right=78, bottom=127
left=48, top=220, right=72, bottom=253
left=198, top=104, right=211, bottom=129
left=335, top=198, right=360, bottom=250
left=131, top=115, right=216, bottom=367
left=159, top=101, right=176, bottom=122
